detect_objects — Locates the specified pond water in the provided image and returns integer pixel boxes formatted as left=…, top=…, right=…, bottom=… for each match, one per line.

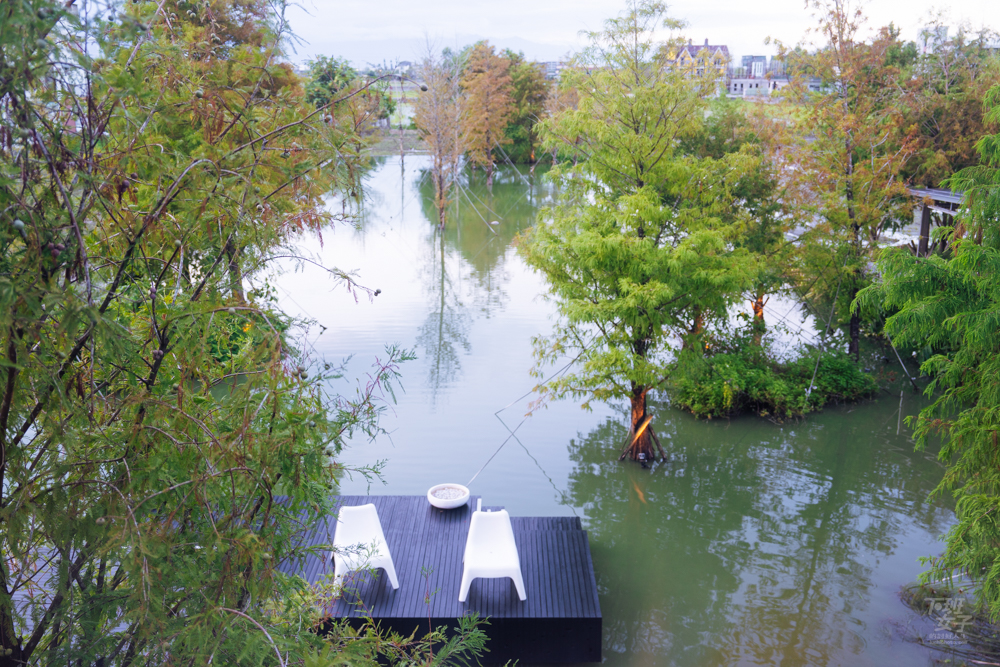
left=276, top=156, right=954, bottom=666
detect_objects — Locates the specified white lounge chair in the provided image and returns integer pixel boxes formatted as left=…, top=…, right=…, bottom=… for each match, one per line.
left=458, top=499, right=526, bottom=602
left=331, top=503, right=399, bottom=590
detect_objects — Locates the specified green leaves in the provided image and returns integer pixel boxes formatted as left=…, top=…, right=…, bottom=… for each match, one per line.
left=519, top=0, right=759, bottom=419
left=304, top=55, right=358, bottom=109
left=0, top=1, right=433, bottom=665
left=671, top=340, right=877, bottom=419
left=859, top=84, right=1000, bottom=620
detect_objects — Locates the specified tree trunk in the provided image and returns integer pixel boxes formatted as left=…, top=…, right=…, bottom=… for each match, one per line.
left=434, top=167, right=447, bottom=231
left=623, top=384, right=656, bottom=462
left=750, top=292, right=767, bottom=345
left=223, top=239, right=245, bottom=304
left=848, top=286, right=860, bottom=361
left=0, top=563, right=25, bottom=667
left=682, top=308, right=704, bottom=352
left=843, top=134, right=861, bottom=362
left=918, top=203, right=931, bottom=257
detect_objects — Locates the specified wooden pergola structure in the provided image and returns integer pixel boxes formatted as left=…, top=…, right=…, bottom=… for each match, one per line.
left=907, top=187, right=964, bottom=257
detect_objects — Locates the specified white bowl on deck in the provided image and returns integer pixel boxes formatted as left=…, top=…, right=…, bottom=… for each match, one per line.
left=427, top=483, right=470, bottom=509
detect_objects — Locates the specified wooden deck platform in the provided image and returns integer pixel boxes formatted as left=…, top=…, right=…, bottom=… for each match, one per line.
left=280, top=495, right=602, bottom=663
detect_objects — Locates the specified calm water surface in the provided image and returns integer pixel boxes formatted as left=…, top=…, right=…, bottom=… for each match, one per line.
left=276, top=157, right=953, bottom=666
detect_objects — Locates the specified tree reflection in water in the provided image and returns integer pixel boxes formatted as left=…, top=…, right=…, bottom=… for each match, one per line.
left=415, top=232, right=472, bottom=400
left=415, top=163, right=554, bottom=396
left=565, top=400, right=953, bottom=666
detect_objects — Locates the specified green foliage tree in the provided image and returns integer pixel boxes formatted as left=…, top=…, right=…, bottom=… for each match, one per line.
left=667, top=97, right=880, bottom=421
left=519, top=0, right=757, bottom=462
left=541, top=78, right=579, bottom=165
left=783, top=0, right=914, bottom=360
left=0, top=1, right=484, bottom=665
left=305, top=55, right=358, bottom=107
left=502, top=51, right=549, bottom=163
left=856, top=84, right=1000, bottom=620
left=680, top=98, right=790, bottom=341
left=306, top=55, right=394, bottom=132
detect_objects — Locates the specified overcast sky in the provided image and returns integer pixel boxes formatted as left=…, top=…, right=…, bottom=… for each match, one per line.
left=285, top=0, right=999, bottom=68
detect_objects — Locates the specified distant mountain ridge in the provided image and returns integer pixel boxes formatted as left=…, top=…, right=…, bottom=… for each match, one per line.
left=291, top=34, right=580, bottom=68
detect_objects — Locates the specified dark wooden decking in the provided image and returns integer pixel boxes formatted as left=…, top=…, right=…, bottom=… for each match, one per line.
left=280, top=495, right=601, bottom=663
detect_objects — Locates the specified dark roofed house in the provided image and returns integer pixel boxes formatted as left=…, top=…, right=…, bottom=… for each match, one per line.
left=671, top=38, right=730, bottom=77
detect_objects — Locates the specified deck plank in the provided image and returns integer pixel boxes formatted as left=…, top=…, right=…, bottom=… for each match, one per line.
left=567, top=530, right=586, bottom=617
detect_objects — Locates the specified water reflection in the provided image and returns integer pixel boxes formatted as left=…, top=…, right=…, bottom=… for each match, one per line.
left=413, top=163, right=553, bottom=392
left=416, top=233, right=472, bottom=398
left=566, top=400, right=953, bottom=666
left=417, top=164, right=552, bottom=277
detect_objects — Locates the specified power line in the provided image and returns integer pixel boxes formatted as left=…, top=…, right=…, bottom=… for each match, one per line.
left=466, top=339, right=595, bottom=488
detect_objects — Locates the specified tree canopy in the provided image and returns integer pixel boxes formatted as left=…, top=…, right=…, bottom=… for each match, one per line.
left=902, top=19, right=1000, bottom=187
left=782, top=0, right=914, bottom=360
left=414, top=50, right=466, bottom=229
left=0, top=1, right=484, bottom=664
left=460, top=42, right=514, bottom=187
left=305, top=55, right=358, bottom=107
left=519, top=0, right=758, bottom=460
left=503, top=51, right=549, bottom=164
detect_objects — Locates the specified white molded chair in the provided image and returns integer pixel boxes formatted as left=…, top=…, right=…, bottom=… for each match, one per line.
left=459, top=499, right=526, bottom=602
left=331, top=503, right=399, bottom=590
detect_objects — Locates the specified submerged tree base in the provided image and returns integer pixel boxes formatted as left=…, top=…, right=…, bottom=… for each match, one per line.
left=670, top=336, right=879, bottom=420
left=619, top=415, right=667, bottom=462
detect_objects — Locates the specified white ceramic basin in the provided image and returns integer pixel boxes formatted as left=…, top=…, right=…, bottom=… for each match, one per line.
left=427, top=483, right=470, bottom=509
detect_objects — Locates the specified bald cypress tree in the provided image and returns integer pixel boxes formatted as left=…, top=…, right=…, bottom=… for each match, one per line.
left=460, top=42, right=514, bottom=188
left=415, top=51, right=466, bottom=229
left=0, top=1, right=488, bottom=664
left=518, top=0, right=757, bottom=462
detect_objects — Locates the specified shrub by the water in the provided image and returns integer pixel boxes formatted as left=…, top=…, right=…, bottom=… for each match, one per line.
left=670, top=335, right=878, bottom=419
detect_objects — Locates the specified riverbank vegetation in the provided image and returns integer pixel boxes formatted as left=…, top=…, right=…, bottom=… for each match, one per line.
left=857, top=86, right=1000, bottom=623
left=0, top=0, right=486, bottom=664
